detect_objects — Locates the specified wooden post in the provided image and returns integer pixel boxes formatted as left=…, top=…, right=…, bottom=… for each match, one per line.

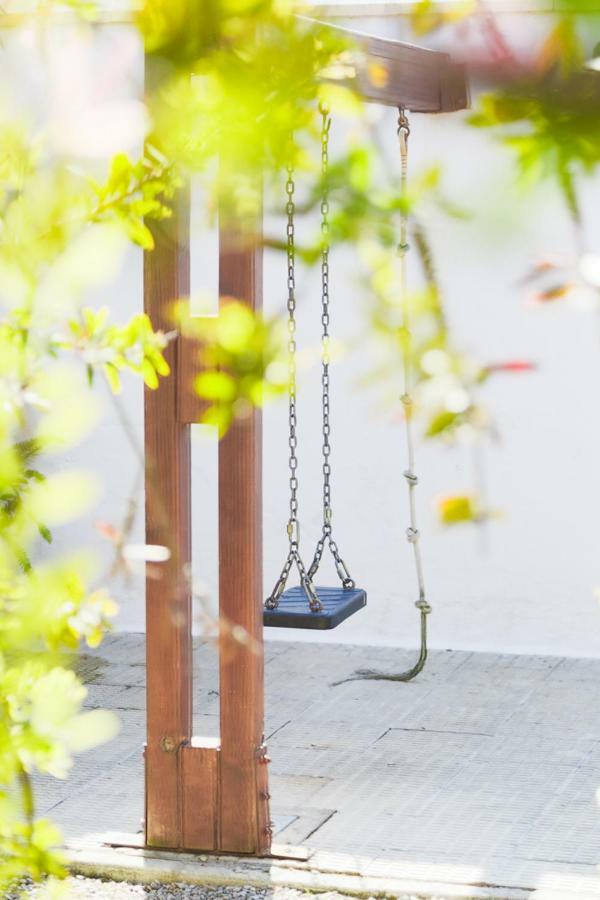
left=217, top=224, right=270, bottom=854
left=143, top=93, right=269, bottom=848
left=144, top=188, right=193, bottom=849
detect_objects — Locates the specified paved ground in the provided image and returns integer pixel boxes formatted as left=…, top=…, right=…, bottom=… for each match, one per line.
left=35, top=636, right=600, bottom=898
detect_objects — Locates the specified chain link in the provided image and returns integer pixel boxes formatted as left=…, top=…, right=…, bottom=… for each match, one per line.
left=307, top=103, right=355, bottom=590
left=266, top=147, right=322, bottom=613
left=286, top=166, right=300, bottom=546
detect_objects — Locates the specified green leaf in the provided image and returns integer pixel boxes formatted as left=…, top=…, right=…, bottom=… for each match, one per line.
left=38, top=524, right=53, bottom=544
left=195, top=371, right=237, bottom=401
left=104, top=363, right=121, bottom=394
left=425, top=409, right=459, bottom=438
left=29, top=471, right=100, bottom=526
left=141, top=358, right=159, bottom=389
left=125, top=217, right=155, bottom=250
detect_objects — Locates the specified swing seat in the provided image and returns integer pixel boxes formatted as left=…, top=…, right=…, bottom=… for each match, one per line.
left=264, top=585, right=367, bottom=630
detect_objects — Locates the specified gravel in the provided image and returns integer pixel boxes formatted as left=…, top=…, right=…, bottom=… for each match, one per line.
left=8, top=875, right=432, bottom=900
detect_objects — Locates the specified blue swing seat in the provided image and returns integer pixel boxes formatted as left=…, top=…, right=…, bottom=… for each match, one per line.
left=264, top=585, right=367, bottom=630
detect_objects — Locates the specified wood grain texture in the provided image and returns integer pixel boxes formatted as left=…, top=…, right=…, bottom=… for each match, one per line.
left=179, top=335, right=209, bottom=425
left=439, top=61, right=470, bottom=113
left=144, top=57, right=193, bottom=846
left=307, top=18, right=469, bottom=112
left=182, top=742, right=220, bottom=851
left=218, top=222, right=270, bottom=855
left=144, top=216, right=192, bottom=844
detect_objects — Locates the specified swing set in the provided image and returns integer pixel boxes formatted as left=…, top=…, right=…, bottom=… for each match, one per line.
left=144, top=21, right=468, bottom=857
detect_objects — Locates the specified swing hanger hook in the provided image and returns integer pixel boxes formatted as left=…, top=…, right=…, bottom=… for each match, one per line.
left=318, top=99, right=331, bottom=117
left=397, top=106, right=410, bottom=138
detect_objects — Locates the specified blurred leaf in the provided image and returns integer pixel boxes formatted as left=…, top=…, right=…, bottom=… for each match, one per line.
left=437, top=494, right=479, bottom=525
left=410, top=0, right=475, bottom=35
left=425, top=409, right=460, bottom=438
left=195, top=371, right=237, bottom=401
left=62, top=709, right=120, bottom=754
left=536, top=18, right=584, bottom=77
left=29, top=471, right=100, bottom=527
left=532, top=282, right=574, bottom=303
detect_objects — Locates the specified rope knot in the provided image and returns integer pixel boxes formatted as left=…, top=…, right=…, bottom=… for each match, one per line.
left=406, top=527, right=419, bottom=544
left=415, top=599, right=432, bottom=614
left=403, top=469, right=418, bottom=486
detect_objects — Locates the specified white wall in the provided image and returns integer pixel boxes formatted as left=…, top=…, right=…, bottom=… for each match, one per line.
left=7, top=12, right=600, bottom=658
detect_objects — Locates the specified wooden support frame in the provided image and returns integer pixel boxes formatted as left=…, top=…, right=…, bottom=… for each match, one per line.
left=144, top=29, right=468, bottom=857
left=144, top=182, right=269, bottom=854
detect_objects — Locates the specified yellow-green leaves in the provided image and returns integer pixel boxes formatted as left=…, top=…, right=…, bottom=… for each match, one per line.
left=195, top=371, right=237, bottom=404
left=0, top=89, right=178, bottom=897
left=28, top=471, right=100, bottom=528
left=409, top=0, right=475, bottom=36
left=537, top=18, right=585, bottom=77
left=33, top=366, right=101, bottom=451
left=318, top=83, right=363, bottom=118
left=67, top=308, right=171, bottom=393
left=437, top=494, right=481, bottom=526
left=92, top=149, right=179, bottom=250
left=5, top=665, right=118, bottom=779
left=184, top=300, right=286, bottom=436
left=469, top=50, right=600, bottom=217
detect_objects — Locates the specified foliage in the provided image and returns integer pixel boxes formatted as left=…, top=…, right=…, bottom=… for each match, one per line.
left=65, top=307, right=171, bottom=393
left=409, top=0, right=474, bottom=36
left=0, top=3, right=364, bottom=890
left=469, top=18, right=600, bottom=221
left=0, top=0, right=589, bottom=890
left=0, top=55, right=173, bottom=897
left=181, top=300, right=286, bottom=436
left=90, top=148, right=180, bottom=251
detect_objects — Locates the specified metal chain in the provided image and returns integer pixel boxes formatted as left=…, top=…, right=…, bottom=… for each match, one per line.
left=307, top=102, right=355, bottom=590
left=265, top=151, right=322, bottom=613
left=286, top=163, right=300, bottom=552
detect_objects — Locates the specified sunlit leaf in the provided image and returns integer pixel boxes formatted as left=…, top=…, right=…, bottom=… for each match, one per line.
left=437, top=494, right=479, bottom=526
left=29, top=471, right=100, bottom=527
left=195, top=371, right=237, bottom=401
left=62, top=709, right=120, bottom=754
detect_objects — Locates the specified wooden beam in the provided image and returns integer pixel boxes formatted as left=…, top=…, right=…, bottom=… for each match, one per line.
left=218, top=222, right=270, bottom=856
left=306, top=18, right=469, bottom=112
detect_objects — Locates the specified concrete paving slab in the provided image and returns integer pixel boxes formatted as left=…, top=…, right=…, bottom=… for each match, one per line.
left=34, top=638, right=600, bottom=899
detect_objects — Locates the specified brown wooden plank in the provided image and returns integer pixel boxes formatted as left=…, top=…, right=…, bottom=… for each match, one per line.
left=218, top=221, right=270, bottom=855
left=144, top=54, right=193, bottom=848
left=144, top=202, right=193, bottom=846
left=179, top=333, right=210, bottom=425
left=439, top=61, right=470, bottom=113
left=355, top=50, right=445, bottom=112
left=182, top=741, right=220, bottom=851
left=304, top=17, right=469, bottom=112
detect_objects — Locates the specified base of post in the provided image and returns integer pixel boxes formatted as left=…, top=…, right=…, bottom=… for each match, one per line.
left=144, top=739, right=271, bottom=856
